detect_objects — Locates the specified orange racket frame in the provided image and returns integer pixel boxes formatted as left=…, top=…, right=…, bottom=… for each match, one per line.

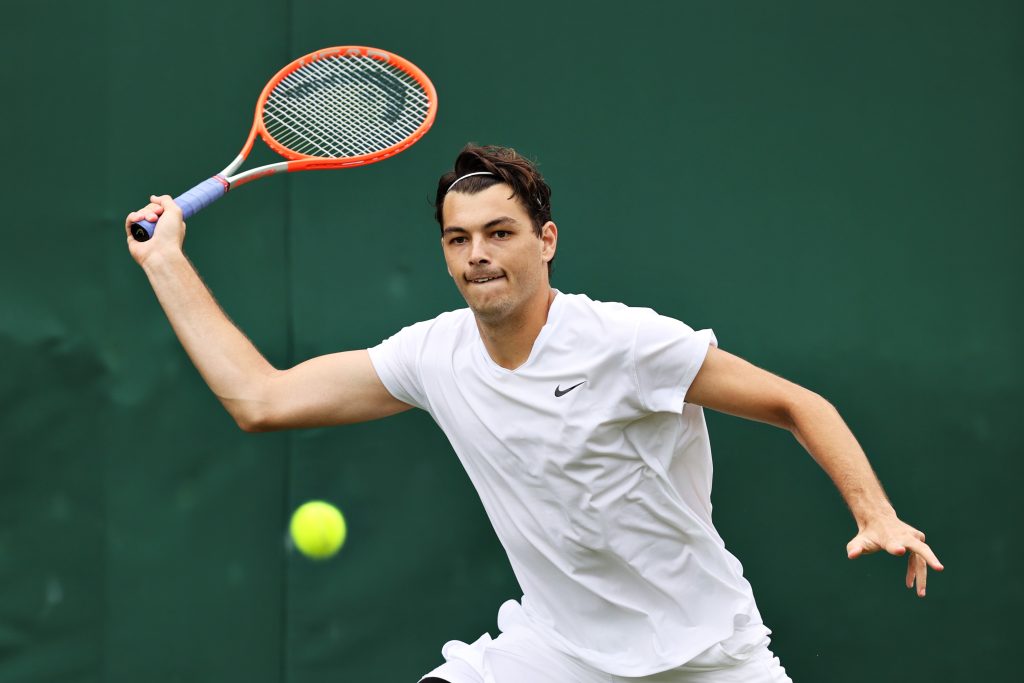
left=237, top=45, right=439, bottom=185
left=130, top=45, right=438, bottom=241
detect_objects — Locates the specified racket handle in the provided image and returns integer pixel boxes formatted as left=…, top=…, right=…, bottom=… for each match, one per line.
left=130, top=176, right=229, bottom=241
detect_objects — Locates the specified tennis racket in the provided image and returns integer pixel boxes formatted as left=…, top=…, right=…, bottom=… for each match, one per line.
left=130, top=45, right=437, bottom=241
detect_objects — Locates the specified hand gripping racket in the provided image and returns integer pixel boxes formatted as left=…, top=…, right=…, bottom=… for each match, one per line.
left=130, top=46, right=437, bottom=241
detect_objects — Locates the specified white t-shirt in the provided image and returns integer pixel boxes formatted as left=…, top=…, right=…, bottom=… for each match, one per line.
left=368, top=291, right=761, bottom=676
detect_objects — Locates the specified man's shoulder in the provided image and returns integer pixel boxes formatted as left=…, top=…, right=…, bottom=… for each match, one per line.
left=559, top=291, right=666, bottom=326
left=386, top=306, right=474, bottom=344
left=420, top=305, right=474, bottom=327
left=558, top=293, right=699, bottom=352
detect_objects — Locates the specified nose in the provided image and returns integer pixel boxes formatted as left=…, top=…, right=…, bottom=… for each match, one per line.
left=468, top=235, right=490, bottom=265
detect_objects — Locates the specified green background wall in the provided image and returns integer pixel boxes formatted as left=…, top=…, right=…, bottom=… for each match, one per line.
left=1, top=1, right=1020, bottom=681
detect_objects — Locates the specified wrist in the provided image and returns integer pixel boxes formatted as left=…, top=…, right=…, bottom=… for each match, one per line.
left=854, top=501, right=898, bottom=530
left=140, top=247, right=189, bottom=278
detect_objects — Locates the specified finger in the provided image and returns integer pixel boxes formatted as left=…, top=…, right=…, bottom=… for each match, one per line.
left=906, top=538, right=944, bottom=572
left=886, top=542, right=907, bottom=557
left=905, top=554, right=915, bottom=589
left=914, top=553, right=928, bottom=598
left=126, top=213, right=158, bottom=225
left=124, top=212, right=143, bottom=237
left=126, top=202, right=163, bottom=226
left=150, top=194, right=181, bottom=217
left=145, top=201, right=163, bottom=222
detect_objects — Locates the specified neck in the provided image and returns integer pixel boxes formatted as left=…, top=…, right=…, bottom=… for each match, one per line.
left=476, top=287, right=556, bottom=370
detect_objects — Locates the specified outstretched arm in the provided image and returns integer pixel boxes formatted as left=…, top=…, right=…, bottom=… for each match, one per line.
left=125, top=195, right=411, bottom=431
left=686, top=345, right=943, bottom=597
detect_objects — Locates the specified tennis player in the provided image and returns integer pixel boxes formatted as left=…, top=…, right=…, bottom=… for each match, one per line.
left=125, top=144, right=942, bottom=682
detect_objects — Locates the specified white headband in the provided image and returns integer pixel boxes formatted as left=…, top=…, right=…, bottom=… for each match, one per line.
left=446, top=171, right=495, bottom=193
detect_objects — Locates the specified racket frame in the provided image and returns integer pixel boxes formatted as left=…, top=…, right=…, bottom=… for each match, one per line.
left=129, top=45, right=437, bottom=241
left=228, top=45, right=438, bottom=188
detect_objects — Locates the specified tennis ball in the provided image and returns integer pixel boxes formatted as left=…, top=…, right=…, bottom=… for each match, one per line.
left=289, top=500, right=346, bottom=560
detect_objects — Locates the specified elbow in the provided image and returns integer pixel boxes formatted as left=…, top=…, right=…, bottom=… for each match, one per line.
left=783, top=388, right=835, bottom=433
left=224, top=371, right=294, bottom=433
left=227, top=400, right=278, bottom=433
left=234, top=406, right=285, bottom=433
left=235, top=414, right=269, bottom=433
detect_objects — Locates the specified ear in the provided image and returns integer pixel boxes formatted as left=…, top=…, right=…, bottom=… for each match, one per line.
left=439, top=233, right=454, bottom=278
left=540, top=221, right=558, bottom=263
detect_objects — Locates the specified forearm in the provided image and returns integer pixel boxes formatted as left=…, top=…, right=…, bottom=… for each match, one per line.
left=687, top=347, right=941, bottom=591
left=141, top=250, right=274, bottom=427
left=788, top=394, right=896, bottom=527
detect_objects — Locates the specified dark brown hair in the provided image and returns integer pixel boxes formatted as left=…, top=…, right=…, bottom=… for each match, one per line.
left=434, top=144, right=553, bottom=237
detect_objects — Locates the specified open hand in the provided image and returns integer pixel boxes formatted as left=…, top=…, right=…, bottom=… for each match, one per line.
left=847, top=516, right=943, bottom=597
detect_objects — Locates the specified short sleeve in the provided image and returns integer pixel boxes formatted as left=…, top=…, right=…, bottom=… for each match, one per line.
left=633, top=313, right=717, bottom=414
left=367, top=321, right=431, bottom=411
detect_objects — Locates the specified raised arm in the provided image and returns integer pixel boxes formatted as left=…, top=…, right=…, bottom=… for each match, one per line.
left=686, top=345, right=943, bottom=597
left=125, top=195, right=411, bottom=432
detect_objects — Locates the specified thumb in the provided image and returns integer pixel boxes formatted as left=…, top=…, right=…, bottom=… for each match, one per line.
left=847, top=534, right=870, bottom=559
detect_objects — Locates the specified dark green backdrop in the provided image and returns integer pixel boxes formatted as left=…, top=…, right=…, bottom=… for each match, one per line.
left=1, top=1, right=1020, bottom=681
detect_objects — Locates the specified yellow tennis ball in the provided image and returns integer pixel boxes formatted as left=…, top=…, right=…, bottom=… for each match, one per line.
left=290, top=501, right=346, bottom=560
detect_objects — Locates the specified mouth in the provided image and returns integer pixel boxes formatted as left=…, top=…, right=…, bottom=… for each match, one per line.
left=466, top=274, right=505, bottom=285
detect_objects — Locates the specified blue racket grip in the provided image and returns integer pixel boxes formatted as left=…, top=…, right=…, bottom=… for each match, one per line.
left=130, top=176, right=229, bottom=241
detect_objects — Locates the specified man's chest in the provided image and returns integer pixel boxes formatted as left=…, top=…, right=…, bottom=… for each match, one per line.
left=424, top=347, right=649, bottom=478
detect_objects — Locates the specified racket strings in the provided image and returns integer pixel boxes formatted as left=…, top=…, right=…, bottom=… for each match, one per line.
left=273, top=64, right=396, bottom=155
left=268, top=63, right=428, bottom=157
left=266, top=70, right=368, bottom=156
left=302, top=60, right=429, bottom=144
left=262, top=55, right=432, bottom=159
left=273, top=65, right=382, bottom=153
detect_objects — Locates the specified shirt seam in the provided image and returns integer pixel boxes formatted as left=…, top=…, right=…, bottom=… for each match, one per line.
left=631, top=318, right=650, bottom=413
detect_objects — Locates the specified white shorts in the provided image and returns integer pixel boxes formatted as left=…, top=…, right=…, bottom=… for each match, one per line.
left=420, top=601, right=792, bottom=683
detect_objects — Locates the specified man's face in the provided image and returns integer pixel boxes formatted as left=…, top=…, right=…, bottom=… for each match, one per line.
left=440, top=183, right=557, bottom=324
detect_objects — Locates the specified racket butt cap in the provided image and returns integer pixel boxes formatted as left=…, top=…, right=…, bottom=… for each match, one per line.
left=131, top=220, right=155, bottom=242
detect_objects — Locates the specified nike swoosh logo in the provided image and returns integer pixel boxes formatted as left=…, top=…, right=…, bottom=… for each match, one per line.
left=554, top=381, right=587, bottom=397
